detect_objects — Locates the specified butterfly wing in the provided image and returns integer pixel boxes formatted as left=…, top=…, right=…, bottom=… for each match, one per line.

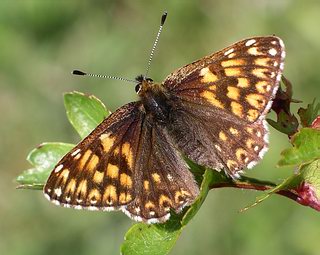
left=163, top=36, right=285, bottom=176
left=44, top=102, right=198, bottom=223
left=124, top=115, right=199, bottom=223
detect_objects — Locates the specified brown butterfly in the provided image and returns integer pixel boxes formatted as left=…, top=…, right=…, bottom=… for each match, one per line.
left=44, top=12, right=285, bottom=223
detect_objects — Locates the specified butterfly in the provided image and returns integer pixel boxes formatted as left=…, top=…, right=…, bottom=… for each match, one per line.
left=43, top=14, right=285, bottom=224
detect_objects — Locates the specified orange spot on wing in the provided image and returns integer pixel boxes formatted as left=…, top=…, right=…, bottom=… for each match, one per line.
left=200, top=67, right=218, bottom=83
left=120, top=173, right=132, bottom=188
left=237, top=77, right=250, bottom=88
left=225, top=68, right=241, bottom=76
left=229, top=127, right=239, bottom=135
left=152, top=173, right=161, bottom=184
left=255, top=81, right=270, bottom=93
left=122, top=143, right=133, bottom=170
left=87, top=154, right=99, bottom=172
left=88, top=189, right=101, bottom=203
left=93, top=171, right=104, bottom=184
left=201, top=91, right=224, bottom=108
left=79, top=150, right=92, bottom=169
left=255, top=58, right=271, bottom=67
left=65, top=178, right=77, bottom=194
left=246, top=94, right=266, bottom=109
left=103, top=185, right=117, bottom=204
left=227, top=86, right=240, bottom=101
left=221, top=59, right=245, bottom=67
left=247, top=109, right=259, bottom=122
left=144, top=180, right=150, bottom=191
left=231, top=101, right=243, bottom=118
left=236, top=148, right=247, bottom=161
left=100, top=133, right=115, bottom=153
left=106, top=163, right=119, bottom=179
left=252, top=68, right=269, bottom=79
left=119, top=192, right=132, bottom=204
left=219, top=131, right=228, bottom=141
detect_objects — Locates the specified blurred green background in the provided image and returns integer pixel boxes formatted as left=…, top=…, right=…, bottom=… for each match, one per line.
left=1, top=0, right=320, bottom=254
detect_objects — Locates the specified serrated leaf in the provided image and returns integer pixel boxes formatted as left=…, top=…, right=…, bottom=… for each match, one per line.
left=64, top=91, right=109, bottom=139
left=298, top=159, right=320, bottom=203
left=298, top=99, right=320, bottom=127
left=16, top=142, right=74, bottom=187
left=121, top=168, right=215, bottom=255
left=278, top=128, right=320, bottom=167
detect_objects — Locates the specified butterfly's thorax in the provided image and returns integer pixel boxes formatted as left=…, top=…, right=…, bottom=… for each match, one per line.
left=138, top=80, right=172, bottom=123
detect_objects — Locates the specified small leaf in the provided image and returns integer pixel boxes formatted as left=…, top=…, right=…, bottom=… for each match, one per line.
left=27, top=142, right=74, bottom=170
left=298, top=99, right=320, bottom=127
left=16, top=168, right=46, bottom=189
left=121, top=216, right=182, bottom=255
left=64, top=91, right=109, bottom=139
left=16, top=142, right=74, bottom=187
left=278, top=128, right=320, bottom=167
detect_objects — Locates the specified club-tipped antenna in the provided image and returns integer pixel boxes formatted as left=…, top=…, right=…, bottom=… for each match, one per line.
left=72, top=70, right=137, bottom=83
left=145, top=11, right=168, bottom=78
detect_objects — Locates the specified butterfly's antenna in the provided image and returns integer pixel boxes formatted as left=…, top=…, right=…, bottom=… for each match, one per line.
left=72, top=70, right=137, bottom=83
left=145, top=11, right=168, bottom=78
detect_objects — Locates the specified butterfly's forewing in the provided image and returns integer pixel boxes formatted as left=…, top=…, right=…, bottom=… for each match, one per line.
left=44, top=102, right=141, bottom=210
left=44, top=102, right=198, bottom=223
left=163, top=36, right=285, bottom=175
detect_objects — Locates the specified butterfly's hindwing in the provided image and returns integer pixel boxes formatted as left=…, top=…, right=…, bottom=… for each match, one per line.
left=167, top=106, right=269, bottom=175
left=124, top=119, right=199, bottom=223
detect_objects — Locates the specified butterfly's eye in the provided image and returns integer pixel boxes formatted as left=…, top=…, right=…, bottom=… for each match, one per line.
left=135, top=84, right=142, bottom=94
left=146, top=78, right=153, bottom=82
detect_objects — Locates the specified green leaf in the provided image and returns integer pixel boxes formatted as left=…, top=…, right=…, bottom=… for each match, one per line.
left=121, top=168, right=216, bottom=255
left=278, top=128, right=320, bottom=167
left=181, top=169, right=215, bottom=225
left=27, top=142, right=74, bottom=170
left=16, top=142, right=74, bottom=188
left=16, top=168, right=45, bottom=190
left=121, top=216, right=182, bottom=255
left=298, top=99, right=320, bottom=127
left=64, top=91, right=109, bottom=139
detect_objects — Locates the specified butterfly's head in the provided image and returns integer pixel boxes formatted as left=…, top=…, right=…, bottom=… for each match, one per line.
left=134, top=75, right=154, bottom=95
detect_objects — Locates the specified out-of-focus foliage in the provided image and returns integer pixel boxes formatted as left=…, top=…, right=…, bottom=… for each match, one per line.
left=1, top=1, right=320, bottom=255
